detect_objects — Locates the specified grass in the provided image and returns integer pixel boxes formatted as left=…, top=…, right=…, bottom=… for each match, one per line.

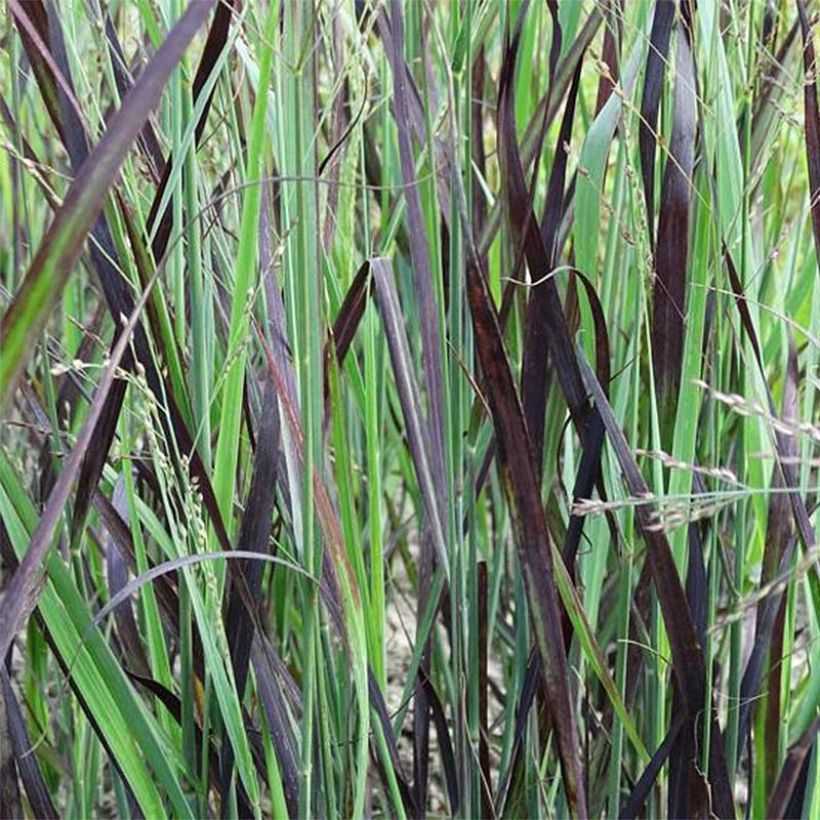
left=2, top=0, right=820, bottom=817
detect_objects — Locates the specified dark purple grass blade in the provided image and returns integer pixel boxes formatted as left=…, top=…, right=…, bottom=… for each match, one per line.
left=220, top=379, right=281, bottom=804
left=495, top=648, right=540, bottom=813
left=10, top=0, right=86, bottom=153
left=412, top=530, right=434, bottom=815
left=546, top=0, right=561, bottom=84
left=497, top=15, right=611, bottom=606
left=560, top=269, right=611, bottom=571
left=424, top=677, right=459, bottom=813
left=376, top=8, right=453, bottom=233
left=102, top=11, right=165, bottom=180
left=477, top=6, right=602, bottom=258
left=639, top=0, right=676, bottom=250
left=503, top=0, right=561, bottom=301
left=0, top=676, right=23, bottom=820
left=327, top=261, right=372, bottom=362
left=577, top=349, right=735, bottom=819
left=620, top=712, right=687, bottom=819
left=651, top=17, right=697, bottom=412
left=595, top=0, right=623, bottom=114
left=797, top=0, right=820, bottom=271
left=478, top=561, right=492, bottom=817
left=464, top=251, right=587, bottom=816
left=471, top=47, right=488, bottom=236
left=318, top=70, right=367, bottom=178
left=321, top=50, right=350, bottom=251
left=763, top=343, right=799, bottom=795
left=668, top=481, right=710, bottom=819
left=367, top=671, right=419, bottom=817
left=766, top=718, right=820, bottom=819
left=92, top=488, right=183, bottom=643
left=323, top=260, right=372, bottom=423
left=105, top=477, right=151, bottom=678
left=384, top=0, right=447, bottom=495
left=495, top=14, right=614, bottom=587
left=216, top=185, right=283, bottom=809
left=497, top=16, right=589, bottom=431
left=250, top=638, right=301, bottom=816
left=370, top=256, right=441, bottom=810
left=1, top=668, right=59, bottom=820
left=372, top=258, right=447, bottom=567
left=519, top=53, right=583, bottom=471
left=43, top=0, right=97, bottom=160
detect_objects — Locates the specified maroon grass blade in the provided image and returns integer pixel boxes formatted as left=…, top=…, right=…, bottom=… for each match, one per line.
left=797, top=0, right=820, bottom=271
left=220, top=379, right=281, bottom=805
left=323, top=260, right=373, bottom=425
left=651, top=15, right=697, bottom=418
left=595, top=0, right=624, bottom=114
left=639, top=0, right=676, bottom=249
left=250, top=638, right=301, bottom=816
left=496, top=10, right=609, bottom=601
left=668, top=474, right=711, bottom=818
left=104, top=477, right=151, bottom=678
left=464, top=252, right=587, bottom=816
left=1, top=668, right=59, bottom=820
left=497, top=12, right=589, bottom=433
left=102, top=11, right=165, bottom=180
left=0, top=676, right=22, bottom=820
left=383, top=0, right=447, bottom=496
left=620, top=712, right=687, bottom=819
left=761, top=343, right=799, bottom=796
left=766, top=718, right=820, bottom=819
left=371, top=259, right=447, bottom=568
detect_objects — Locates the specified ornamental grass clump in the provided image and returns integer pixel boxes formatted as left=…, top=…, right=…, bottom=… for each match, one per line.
left=1, top=1, right=820, bottom=817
